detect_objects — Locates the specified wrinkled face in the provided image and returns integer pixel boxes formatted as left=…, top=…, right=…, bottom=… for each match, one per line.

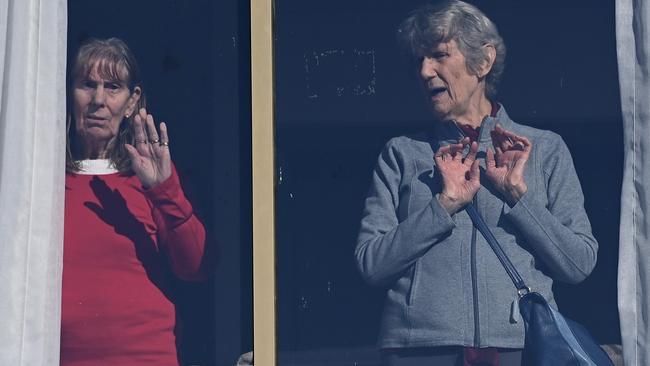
left=419, top=39, right=483, bottom=121
left=73, top=62, right=140, bottom=147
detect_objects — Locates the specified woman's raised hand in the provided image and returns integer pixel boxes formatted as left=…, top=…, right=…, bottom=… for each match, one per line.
left=485, top=123, right=532, bottom=206
left=125, top=108, right=172, bottom=189
left=434, top=137, right=481, bottom=215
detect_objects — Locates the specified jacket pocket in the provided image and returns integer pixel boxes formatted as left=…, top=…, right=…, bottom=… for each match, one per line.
left=406, top=260, right=421, bottom=306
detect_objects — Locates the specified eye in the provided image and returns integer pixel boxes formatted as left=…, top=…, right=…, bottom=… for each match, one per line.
left=105, top=82, right=122, bottom=91
left=80, top=80, right=96, bottom=89
left=432, top=52, right=449, bottom=60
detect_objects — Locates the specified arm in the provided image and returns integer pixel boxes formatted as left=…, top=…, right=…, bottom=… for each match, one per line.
left=126, top=108, right=207, bottom=281
left=485, top=126, right=598, bottom=283
left=500, top=133, right=598, bottom=283
left=355, top=140, right=477, bottom=286
left=146, top=166, right=207, bottom=282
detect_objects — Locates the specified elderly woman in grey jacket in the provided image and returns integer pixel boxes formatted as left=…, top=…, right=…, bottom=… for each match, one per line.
left=354, top=1, right=598, bottom=365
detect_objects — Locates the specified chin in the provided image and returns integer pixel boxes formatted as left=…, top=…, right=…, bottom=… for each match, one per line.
left=429, top=107, right=451, bottom=121
left=84, top=129, right=117, bottom=142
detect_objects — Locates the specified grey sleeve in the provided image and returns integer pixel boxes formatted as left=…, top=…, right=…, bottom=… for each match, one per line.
left=503, top=133, right=598, bottom=284
left=354, top=141, right=456, bottom=287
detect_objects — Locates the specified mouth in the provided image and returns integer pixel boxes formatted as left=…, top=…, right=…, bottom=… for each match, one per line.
left=429, top=87, right=447, bottom=98
left=85, top=115, right=108, bottom=123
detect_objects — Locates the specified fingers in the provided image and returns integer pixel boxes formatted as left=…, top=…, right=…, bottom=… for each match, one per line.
left=159, top=122, right=169, bottom=145
left=450, top=144, right=464, bottom=161
left=468, top=157, right=480, bottom=181
left=491, top=125, right=512, bottom=151
left=133, top=113, right=147, bottom=146
left=133, top=108, right=171, bottom=150
left=502, top=130, right=527, bottom=151
left=435, top=137, right=472, bottom=162
left=140, top=109, right=160, bottom=144
left=434, top=145, right=450, bottom=160
left=124, top=143, right=141, bottom=162
left=486, top=148, right=496, bottom=169
left=491, top=123, right=532, bottom=153
left=463, top=141, right=478, bottom=167
left=452, top=137, right=470, bottom=161
left=512, top=150, right=530, bottom=173
left=435, top=145, right=456, bottom=162
left=514, top=135, right=532, bottom=153
left=157, top=122, right=171, bottom=162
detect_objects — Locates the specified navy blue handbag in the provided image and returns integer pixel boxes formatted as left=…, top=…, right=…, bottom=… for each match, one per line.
left=465, top=204, right=613, bottom=366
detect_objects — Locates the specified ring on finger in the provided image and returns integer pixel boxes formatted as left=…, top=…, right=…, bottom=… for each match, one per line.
left=159, top=140, right=169, bottom=147
left=150, top=139, right=160, bottom=144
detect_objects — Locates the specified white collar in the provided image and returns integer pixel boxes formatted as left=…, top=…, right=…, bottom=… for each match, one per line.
left=75, top=159, right=119, bottom=175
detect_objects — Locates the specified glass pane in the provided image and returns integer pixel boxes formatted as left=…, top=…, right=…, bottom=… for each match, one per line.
left=67, top=1, right=252, bottom=365
left=275, top=1, right=620, bottom=365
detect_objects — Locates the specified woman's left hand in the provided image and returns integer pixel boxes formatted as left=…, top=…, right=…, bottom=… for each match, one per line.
left=125, top=108, right=172, bottom=189
left=485, top=123, right=532, bottom=206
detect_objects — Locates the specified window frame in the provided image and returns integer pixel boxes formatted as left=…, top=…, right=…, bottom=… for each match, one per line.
left=251, top=0, right=277, bottom=364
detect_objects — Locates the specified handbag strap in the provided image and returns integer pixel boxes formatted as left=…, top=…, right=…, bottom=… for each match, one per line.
left=465, top=203, right=530, bottom=295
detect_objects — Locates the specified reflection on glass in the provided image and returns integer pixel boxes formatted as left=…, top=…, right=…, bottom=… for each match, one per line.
left=275, top=0, right=620, bottom=365
left=67, top=1, right=252, bottom=365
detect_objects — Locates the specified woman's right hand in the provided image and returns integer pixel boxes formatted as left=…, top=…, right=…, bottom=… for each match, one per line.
left=434, top=137, right=480, bottom=215
left=124, top=108, right=173, bottom=189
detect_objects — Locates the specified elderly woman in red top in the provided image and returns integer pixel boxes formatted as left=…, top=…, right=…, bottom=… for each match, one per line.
left=62, top=37, right=206, bottom=365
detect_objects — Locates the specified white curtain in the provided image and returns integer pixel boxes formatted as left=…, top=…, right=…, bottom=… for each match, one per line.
left=617, top=0, right=650, bottom=365
left=0, top=0, right=67, bottom=364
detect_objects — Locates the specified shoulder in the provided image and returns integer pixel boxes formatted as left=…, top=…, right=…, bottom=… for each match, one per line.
left=497, top=107, right=573, bottom=170
left=507, top=120, right=573, bottom=177
left=372, top=134, right=434, bottom=179
left=382, top=133, right=434, bottom=158
left=511, top=121, right=566, bottom=154
left=500, top=111, right=567, bottom=152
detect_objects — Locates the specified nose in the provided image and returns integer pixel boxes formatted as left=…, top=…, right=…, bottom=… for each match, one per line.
left=91, top=86, right=106, bottom=106
left=420, top=57, right=437, bottom=79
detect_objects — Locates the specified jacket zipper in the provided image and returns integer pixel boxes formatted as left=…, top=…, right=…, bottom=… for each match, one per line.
left=469, top=120, right=485, bottom=347
left=470, top=118, right=486, bottom=347
left=471, top=199, right=480, bottom=347
left=450, top=119, right=484, bottom=347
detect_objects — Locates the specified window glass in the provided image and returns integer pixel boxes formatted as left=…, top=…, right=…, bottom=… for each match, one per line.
left=274, top=1, right=621, bottom=364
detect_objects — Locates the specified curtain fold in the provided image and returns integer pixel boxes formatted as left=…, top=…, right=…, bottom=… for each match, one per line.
left=617, top=0, right=650, bottom=365
left=0, top=0, right=67, bottom=364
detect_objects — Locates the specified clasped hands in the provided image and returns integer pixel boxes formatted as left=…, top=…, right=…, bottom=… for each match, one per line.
left=435, top=124, right=531, bottom=215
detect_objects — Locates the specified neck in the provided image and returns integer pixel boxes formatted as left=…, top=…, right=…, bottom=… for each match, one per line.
left=76, top=138, right=115, bottom=160
left=454, top=95, right=492, bottom=128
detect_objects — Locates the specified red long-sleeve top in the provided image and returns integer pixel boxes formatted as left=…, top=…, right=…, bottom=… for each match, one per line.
left=61, top=161, right=206, bottom=365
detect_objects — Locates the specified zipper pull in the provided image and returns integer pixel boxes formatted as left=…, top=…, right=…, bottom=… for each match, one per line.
left=510, top=299, right=521, bottom=323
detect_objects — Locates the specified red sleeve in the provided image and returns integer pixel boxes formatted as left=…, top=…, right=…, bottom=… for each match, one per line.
left=145, top=165, right=207, bottom=281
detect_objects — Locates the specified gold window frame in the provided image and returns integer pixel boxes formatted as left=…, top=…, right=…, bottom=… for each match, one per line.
left=251, top=0, right=276, bottom=364
left=247, top=1, right=625, bottom=365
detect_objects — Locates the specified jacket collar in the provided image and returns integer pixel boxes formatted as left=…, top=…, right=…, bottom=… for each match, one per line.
left=432, top=103, right=514, bottom=143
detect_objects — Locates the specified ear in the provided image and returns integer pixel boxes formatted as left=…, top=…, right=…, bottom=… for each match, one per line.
left=477, top=44, right=496, bottom=78
left=125, top=86, right=142, bottom=117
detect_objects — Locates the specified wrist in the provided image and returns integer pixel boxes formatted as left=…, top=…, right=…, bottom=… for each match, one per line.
left=438, top=191, right=463, bottom=215
left=505, top=184, right=527, bottom=207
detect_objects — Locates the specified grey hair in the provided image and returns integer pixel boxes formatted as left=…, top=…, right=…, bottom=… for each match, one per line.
left=397, top=0, right=506, bottom=99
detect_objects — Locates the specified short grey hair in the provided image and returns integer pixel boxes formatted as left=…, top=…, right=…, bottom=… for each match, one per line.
left=398, top=0, right=506, bottom=99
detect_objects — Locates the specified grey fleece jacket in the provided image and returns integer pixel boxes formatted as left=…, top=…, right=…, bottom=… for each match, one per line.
left=355, top=105, right=598, bottom=349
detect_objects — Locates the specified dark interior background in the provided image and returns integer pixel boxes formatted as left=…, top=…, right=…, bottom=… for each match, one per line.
left=68, top=1, right=252, bottom=365
left=67, top=0, right=622, bottom=365
left=275, top=0, right=622, bottom=364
